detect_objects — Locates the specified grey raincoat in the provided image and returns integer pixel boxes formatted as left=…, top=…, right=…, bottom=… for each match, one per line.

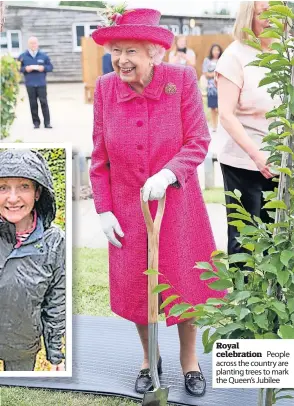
left=0, top=149, right=65, bottom=365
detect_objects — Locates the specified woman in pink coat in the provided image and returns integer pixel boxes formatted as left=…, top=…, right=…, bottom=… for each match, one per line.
left=90, top=7, right=225, bottom=397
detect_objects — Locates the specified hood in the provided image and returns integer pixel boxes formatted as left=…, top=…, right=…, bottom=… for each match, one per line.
left=0, top=149, right=56, bottom=229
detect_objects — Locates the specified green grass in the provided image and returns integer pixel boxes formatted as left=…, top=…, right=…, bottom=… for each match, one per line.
left=0, top=387, right=139, bottom=406
left=203, top=188, right=225, bottom=204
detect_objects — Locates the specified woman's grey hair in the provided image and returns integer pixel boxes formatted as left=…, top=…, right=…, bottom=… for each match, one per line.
left=104, top=41, right=166, bottom=65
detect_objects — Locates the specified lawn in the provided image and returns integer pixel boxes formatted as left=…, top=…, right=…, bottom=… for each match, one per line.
left=1, top=188, right=225, bottom=405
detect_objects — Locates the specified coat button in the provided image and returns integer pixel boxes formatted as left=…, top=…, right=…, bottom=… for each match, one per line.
left=136, top=120, right=143, bottom=127
left=139, top=168, right=145, bottom=173
left=136, top=98, right=144, bottom=105
left=137, top=145, right=143, bottom=150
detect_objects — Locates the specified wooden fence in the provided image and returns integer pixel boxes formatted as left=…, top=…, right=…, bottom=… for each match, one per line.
left=81, top=34, right=233, bottom=103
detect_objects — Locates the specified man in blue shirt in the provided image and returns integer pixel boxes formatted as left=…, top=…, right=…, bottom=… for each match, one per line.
left=18, top=37, right=53, bottom=129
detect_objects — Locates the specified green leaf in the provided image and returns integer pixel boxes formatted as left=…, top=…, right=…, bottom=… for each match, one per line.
left=278, top=325, right=294, bottom=339
left=280, top=117, right=291, bottom=128
left=252, top=304, right=266, bottom=315
left=200, top=271, right=217, bottom=280
left=202, top=328, right=210, bottom=348
left=259, top=76, right=280, bottom=87
left=242, top=27, right=257, bottom=38
left=214, top=261, right=229, bottom=278
left=280, top=250, right=294, bottom=266
left=144, top=269, right=160, bottom=275
left=227, top=213, right=254, bottom=223
left=259, top=54, right=279, bottom=66
left=277, top=269, right=290, bottom=287
left=271, top=300, right=286, bottom=314
left=229, top=253, right=254, bottom=263
left=275, top=145, right=293, bottom=154
left=234, top=291, right=251, bottom=302
left=234, top=189, right=242, bottom=199
left=217, top=323, right=244, bottom=335
left=269, top=16, right=285, bottom=30
left=287, top=298, right=294, bottom=314
left=234, top=271, right=245, bottom=290
left=259, top=30, right=281, bottom=39
left=239, top=308, right=250, bottom=321
left=160, top=294, right=180, bottom=309
left=224, top=191, right=241, bottom=201
left=270, top=4, right=294, bottom=18
left=262, top=333, right=280, bottom=339
left=228, top=220, right=246, bottom=230
left=208, top=279, right=233, bottom=290
left=180, top=311, right=201, bottom=319
left=169, top=303, right=192, bottom=317
left=211, top=250, right=226, bottom=258
left=243, top=40, right=262, bottom=51
left=275, top=396, right=294, bottom=401
left=152, top=284, right=170, bottom=294
left=269, top=120, right=284, bottom=130
left=263, top=200, right=287, bottom=209
left=206, top=298, right=227, bottom=305
left=270, top=42, right=285, bottom=53
left=277, top=167, right=292, bottom=177
left=195, top=261, right=213, bottom=271
left=248, top=297, right=262, bottom=305
left=254, top=312, right=269, bottom=330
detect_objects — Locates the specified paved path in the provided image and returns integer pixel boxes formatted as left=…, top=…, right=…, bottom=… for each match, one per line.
left=73, top=200, right=228, bottom=251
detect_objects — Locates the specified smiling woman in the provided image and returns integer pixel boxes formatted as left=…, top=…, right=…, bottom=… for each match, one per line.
left=0, top=148, right=67, bottom=373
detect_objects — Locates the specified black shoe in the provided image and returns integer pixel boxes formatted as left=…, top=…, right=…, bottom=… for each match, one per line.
left=184, top=364, right=206, bottom=397
left=135, top=356, right=162, bottom=394
left=34, top=124, right=40, bottom=129
left=45, top=124, right=52, bottom=129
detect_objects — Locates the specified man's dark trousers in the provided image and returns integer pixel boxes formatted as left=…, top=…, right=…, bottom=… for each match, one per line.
left=26, top=85, right=50, bottom=127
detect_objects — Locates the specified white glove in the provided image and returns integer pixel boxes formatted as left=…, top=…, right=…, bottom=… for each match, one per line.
left=99, top=212, right=124, bottom=248
left=142, top=169, right=177, bottom=202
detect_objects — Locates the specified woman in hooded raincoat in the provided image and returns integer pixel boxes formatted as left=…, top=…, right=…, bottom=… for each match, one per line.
left=0, top=149, right=65, bottom=372
left=90, top=7, right=225, bottom=396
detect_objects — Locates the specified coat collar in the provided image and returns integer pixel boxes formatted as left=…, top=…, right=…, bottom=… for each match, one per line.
left=116, top=63, right=166, bottom=103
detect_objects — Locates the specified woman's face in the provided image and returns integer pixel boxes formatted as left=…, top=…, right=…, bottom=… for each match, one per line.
left=252, top=1, right=271, bottom=36
left=176, top=36, right=187, bottom=49
left=211, top=46, right=221, bottom=59
left=110, top=40, right=152, bottom=85
left=0, top=178, right=40, bottom=230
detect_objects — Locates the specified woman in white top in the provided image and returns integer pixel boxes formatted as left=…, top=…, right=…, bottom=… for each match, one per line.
left=215, top=1, right=278, bottom=262
left=168, top=35, right=196, bottom=67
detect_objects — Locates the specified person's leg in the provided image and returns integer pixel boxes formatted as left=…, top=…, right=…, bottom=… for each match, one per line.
left=4, top=355, right=36, bottom=371
left=135, top=323, right=160, bottom=369
left=37, top=86, right=51, bottom=126
left=177, top=319, right=199, bottom=373
left=220, top=164, right=264, bottom=256
left=211, top=108, right=218, bottom=131
left=26, top=86, right=40, bottom=127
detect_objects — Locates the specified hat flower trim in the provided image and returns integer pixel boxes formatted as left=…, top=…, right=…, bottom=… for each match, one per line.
left=101, top=2, right=135, bottom=27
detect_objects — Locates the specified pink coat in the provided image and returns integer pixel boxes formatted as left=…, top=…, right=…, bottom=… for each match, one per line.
left=90, top=63, right=225, bottom=327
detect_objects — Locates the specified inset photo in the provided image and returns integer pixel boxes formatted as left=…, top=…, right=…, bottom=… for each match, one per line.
left=0, top=143, right=72, bottom=377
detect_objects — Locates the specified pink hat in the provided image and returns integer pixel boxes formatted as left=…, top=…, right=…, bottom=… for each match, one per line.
left=92, top=8, right=174, bottom=50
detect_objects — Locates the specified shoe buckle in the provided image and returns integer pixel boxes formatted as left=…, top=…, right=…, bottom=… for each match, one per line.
left=199, top=373, right=204, bottom=381
left=186, top=373, right=192, bottom=379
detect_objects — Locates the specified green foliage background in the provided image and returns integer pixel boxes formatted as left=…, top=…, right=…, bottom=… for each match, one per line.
left=37, top=148, right=66, bottom=231
left=59, top=1, right=105, bottom=7
left=0, top=56, right=20, bottom=140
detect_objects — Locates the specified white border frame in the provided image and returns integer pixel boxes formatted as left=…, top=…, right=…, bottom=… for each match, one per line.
left=0, top=143, right=72, bottom=378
